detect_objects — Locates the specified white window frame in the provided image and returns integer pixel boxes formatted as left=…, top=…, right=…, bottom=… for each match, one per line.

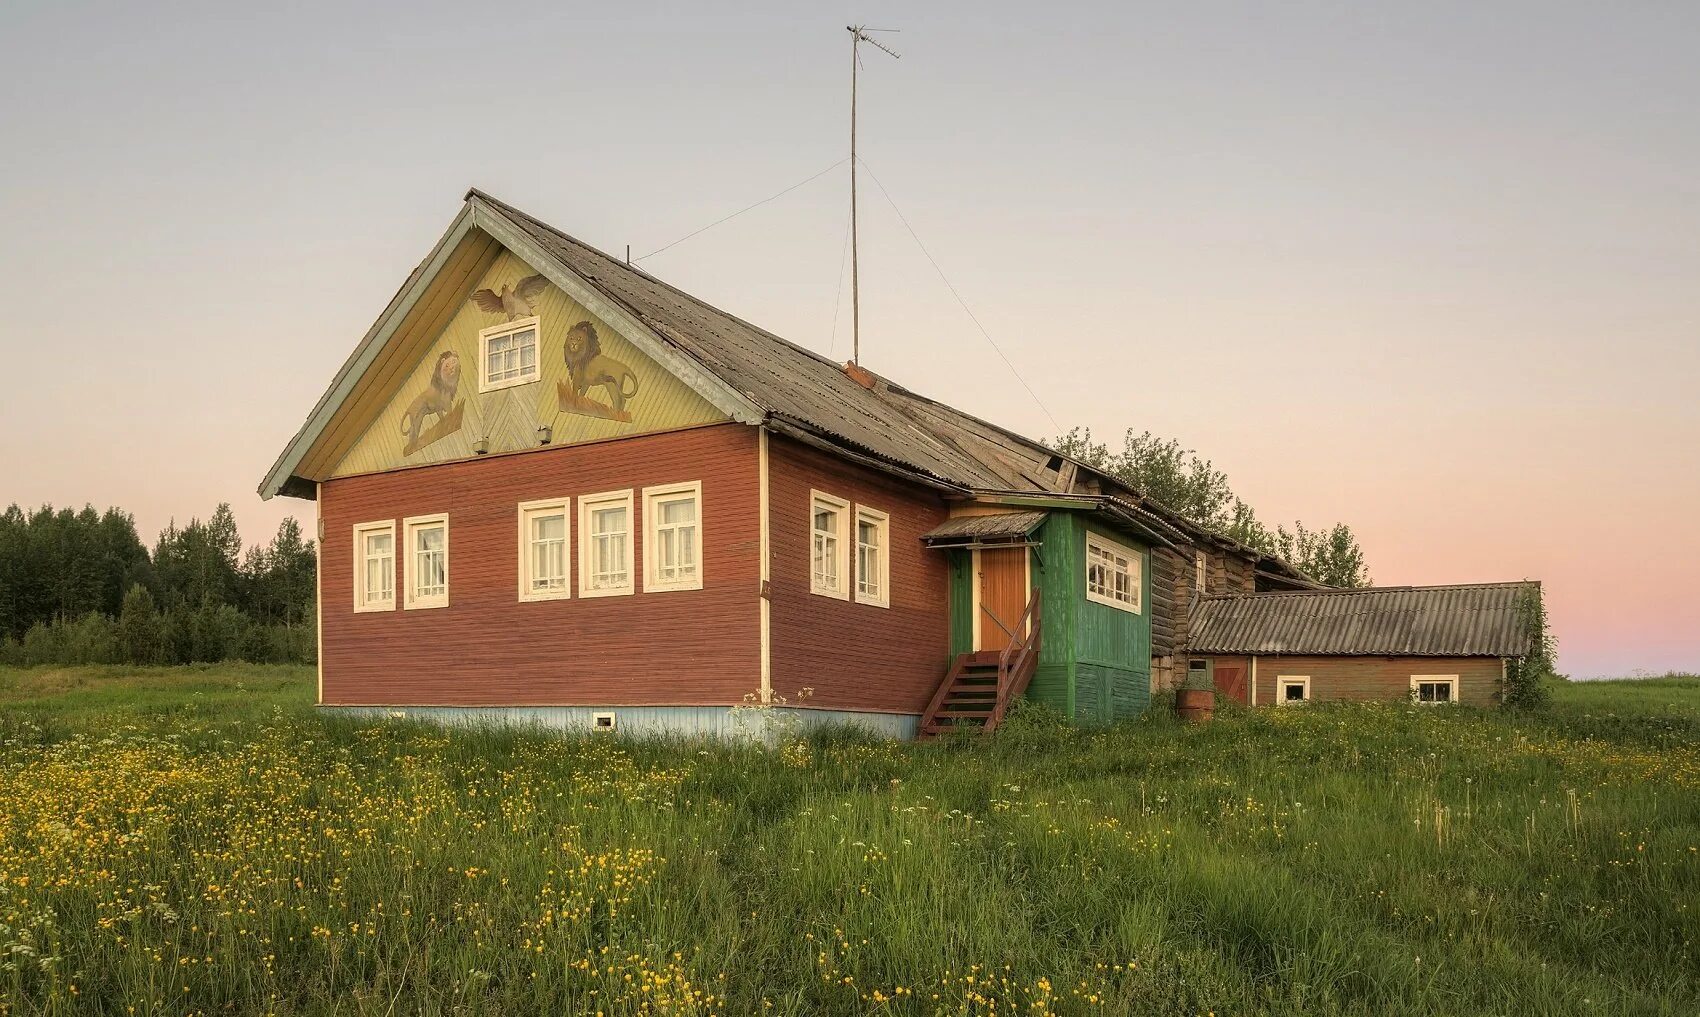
left=853, top=506, right=891, bottom=608
left=517, top=498, right=572, bottom=602
left=478, top=315, right=541, bottom=393
left=1084, top=531, right=1142, bottom=614
left=642, top=481, right=704, bottom=593
left=809, top=491, right=851, bottom=600
left=1411, top=675, right=1461, bottom=705
left=402, top=514, right=450, bottom=610
left=578, top=489, right=635, bottom=598
left=1195, top=550, right=1208, bottom=593
left=1276, top=675, right=1311, bottom=705
left=352, top=520, right=396, bottom=613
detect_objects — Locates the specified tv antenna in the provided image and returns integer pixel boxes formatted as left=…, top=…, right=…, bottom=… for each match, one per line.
left=847, top=25, right=899, bottom=366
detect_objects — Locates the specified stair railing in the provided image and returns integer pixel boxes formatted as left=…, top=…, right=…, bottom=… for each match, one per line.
left=990, top=590, right=1042, bottom=729
left=919, top=653, right=968, bottom=734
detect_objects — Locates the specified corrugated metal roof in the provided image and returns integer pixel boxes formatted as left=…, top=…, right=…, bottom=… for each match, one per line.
left=1188, top=582, right=1539, bottom=657
left=921, top=511, right=1050, bottom=543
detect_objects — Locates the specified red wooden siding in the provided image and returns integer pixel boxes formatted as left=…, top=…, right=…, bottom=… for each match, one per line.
left=765, top=436, right=952, bottom=714
left=1187, top=654, right=1504, bottom=706
left=319, top=423, right=761, bottom=706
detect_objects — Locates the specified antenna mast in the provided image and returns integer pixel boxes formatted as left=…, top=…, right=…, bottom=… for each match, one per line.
left=847, top=25, right=899, bottom=366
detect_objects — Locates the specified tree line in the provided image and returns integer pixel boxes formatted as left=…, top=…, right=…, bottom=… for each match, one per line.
left=0, top=503, right=316, bottom=667
left=1053, top=428, right=1372, bottom=588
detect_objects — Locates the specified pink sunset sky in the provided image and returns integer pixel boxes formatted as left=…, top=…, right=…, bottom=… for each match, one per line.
left=1, top=3, right=1695, bottom=677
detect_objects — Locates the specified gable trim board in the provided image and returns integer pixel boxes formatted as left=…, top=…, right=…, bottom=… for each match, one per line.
left=260, top=196, right=764, bottom=501
left=261, top=204, right=479, bottom=500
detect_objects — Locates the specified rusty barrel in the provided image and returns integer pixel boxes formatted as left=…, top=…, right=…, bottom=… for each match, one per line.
left=1175, top=688, right=1215, bottom=724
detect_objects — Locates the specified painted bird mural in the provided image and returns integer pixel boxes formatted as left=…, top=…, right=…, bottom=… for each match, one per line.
left=469, top=274, right=549, bottom=320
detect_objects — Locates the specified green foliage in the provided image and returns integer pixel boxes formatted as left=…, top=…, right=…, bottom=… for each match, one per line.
left=0, top=502, right=316, bottom=667
left=1268, top=519, right=1372, bottom=590
left=1052, top=427, right=1372, bottom=587
left=1, top=668, right=1697, bottom=1016
left=117, top=583, right=164, bottom=665
left=1504, top=584, right=1557, bottom=707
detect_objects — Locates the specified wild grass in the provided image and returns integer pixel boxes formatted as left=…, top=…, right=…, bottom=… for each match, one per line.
left=0, top=667, right=1696, bottom=1016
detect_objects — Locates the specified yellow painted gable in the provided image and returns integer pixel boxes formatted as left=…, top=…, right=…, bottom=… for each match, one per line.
left=332, top=250, right=725, bottom=478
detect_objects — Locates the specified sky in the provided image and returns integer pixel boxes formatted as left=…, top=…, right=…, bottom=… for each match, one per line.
left=0, top=1, right=1695, bottom=677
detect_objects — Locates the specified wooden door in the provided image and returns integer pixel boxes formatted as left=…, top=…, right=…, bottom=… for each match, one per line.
left=1214, top=663, right=1248, bottom=705
left=974, top=548, right=1029, bottom=653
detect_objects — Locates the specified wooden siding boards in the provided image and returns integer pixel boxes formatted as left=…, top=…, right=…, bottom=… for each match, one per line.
left=333, top=249, right=727, bottom=479
left=1076, top=522, right=1152, bottom=724
left=1202, top=654, right=1505, bottom=707
left=319, top=423, right=760, bottom=707
left=1023, top=514, right=1152, bottom=725
left=765, top=435, right=951, bottom=716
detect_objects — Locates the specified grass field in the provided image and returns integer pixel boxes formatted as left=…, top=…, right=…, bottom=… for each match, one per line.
left=2, top=667, right=1697, bottom=1016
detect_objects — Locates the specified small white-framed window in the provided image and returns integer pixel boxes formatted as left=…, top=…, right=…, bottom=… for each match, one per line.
left=1277, top=676, right=1311, bottom=705
left=1411, top=675, right=1460, bottom=705
left=403, top=514, right=449, bottom=610
left=478, top=316, right=540, bottom=392
left=809, top=491, right=850, bottom=600
left=579, top=490, right=635, bottom=597
left=854, top=506, right=890, bottom=608
left=1085, top=532, right=1142, bottom=613
left=643, top=482, right=703, bottom=593
left=1195, top=550, right=1208, bottom=593
left=517, top=499, right=571, bottom=602
left=352, top=520, right=396, bottom=612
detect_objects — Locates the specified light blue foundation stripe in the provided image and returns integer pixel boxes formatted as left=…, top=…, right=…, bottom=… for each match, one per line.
left=321, top=704, right=920, bottom=741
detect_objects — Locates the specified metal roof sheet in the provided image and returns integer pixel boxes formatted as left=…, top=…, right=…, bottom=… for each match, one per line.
left=1188, top=582, right=1539, bottom=657
left=921, top=511, right=1050, bottom=543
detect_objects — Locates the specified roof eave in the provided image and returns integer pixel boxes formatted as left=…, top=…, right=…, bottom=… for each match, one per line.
left=258, top=203, right=481, bottom=500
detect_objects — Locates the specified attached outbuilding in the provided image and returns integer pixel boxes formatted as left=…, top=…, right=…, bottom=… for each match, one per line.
left=1186, top=582, right=1539, bottom=706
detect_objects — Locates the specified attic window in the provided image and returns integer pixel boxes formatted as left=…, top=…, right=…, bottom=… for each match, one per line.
left=480, top=317, right=540, bottom=392
left=1045, top=454, right=1064, bottom=472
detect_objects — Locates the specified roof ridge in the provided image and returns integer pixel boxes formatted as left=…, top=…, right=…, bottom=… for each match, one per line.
left=470, top=190, right=857, bottom=379
left=1200, top=580, right=1538, bottom=601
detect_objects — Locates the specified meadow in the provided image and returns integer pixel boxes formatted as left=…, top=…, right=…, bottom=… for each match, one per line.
left=1, top=666, right=1697, bottom=1016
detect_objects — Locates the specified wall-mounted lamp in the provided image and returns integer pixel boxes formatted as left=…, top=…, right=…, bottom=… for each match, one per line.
left=472, top=437, right=490, bottom=456
left=536, top=423, right=553, bottom=446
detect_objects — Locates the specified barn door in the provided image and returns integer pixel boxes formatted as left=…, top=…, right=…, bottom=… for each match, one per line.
left=1214, top=663, right=1248, bottom=705
left=973, top=548, right=1030, bottom=653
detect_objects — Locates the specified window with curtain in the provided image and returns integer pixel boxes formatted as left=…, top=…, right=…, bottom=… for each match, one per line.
left=644, top=483, right=702, bottom=592
left=518, top=500, right=570, bottom=601
left=579, top=491, right=634, bottom=596
left=404, top=515, right=449, bottom=609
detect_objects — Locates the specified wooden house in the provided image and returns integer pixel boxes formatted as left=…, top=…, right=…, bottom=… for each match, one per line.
left=261, top=190, right=1317, bottom=738
left=1185, top=582, right=1539, bottom=706
left=1148, top=522, right=1320, bottom=692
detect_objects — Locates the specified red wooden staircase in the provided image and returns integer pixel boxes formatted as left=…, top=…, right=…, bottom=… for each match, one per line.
left=918, top=590, right=1041, bottom=739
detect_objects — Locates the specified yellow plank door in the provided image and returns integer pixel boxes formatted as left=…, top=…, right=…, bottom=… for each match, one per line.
left=974, top=548, right=1030, bottom=653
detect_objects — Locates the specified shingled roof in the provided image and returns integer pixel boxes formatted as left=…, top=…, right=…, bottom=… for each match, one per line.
left=1188, top=582, right=1539, bottom=657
